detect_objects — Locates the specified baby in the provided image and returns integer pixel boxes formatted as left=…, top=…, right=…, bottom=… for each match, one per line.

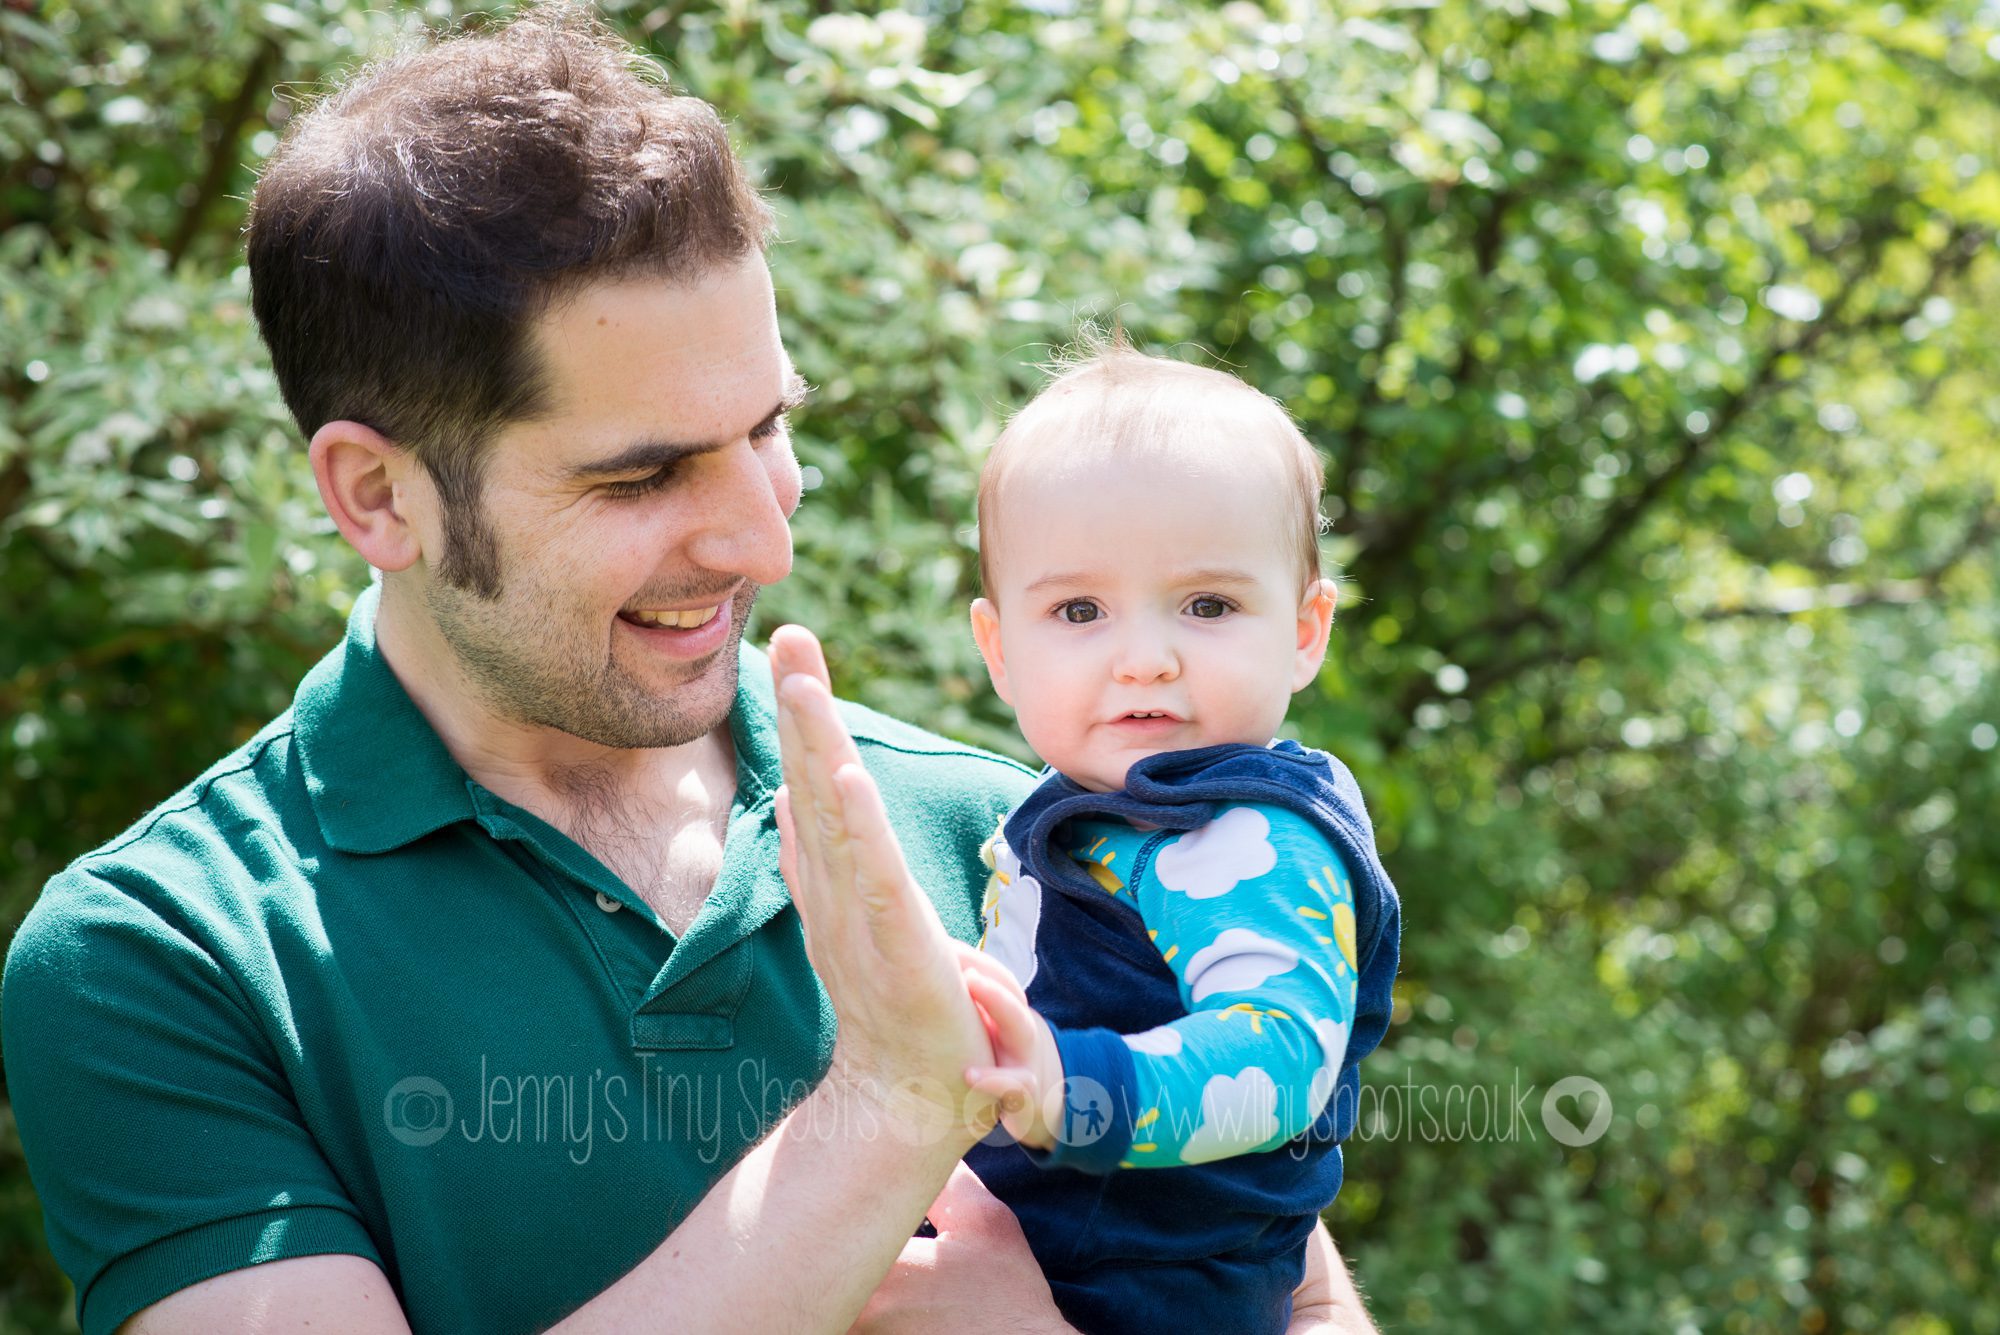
left=955, top=345, right=1403, bottom=1334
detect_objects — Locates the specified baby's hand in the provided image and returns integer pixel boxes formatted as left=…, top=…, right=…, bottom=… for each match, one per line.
left=952, top=944, right=1064, bottom=1151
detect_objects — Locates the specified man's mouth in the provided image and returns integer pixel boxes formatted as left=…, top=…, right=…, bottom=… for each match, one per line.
left=618, top=604, right=724, bottom=629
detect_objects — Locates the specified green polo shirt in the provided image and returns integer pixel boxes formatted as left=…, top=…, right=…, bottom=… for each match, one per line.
left=2, top=582, right=1032, bottom=1335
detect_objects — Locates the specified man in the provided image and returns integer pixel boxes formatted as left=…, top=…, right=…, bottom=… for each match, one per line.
left=1, top=6, right=1377, bottom=1331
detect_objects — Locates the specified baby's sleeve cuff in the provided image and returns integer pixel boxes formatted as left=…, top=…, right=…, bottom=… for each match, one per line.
left=1024, top=1026, right=1138, bottom=1175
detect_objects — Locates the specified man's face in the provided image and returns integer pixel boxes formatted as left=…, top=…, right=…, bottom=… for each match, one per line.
left=417, top=257, right=805, bottom=749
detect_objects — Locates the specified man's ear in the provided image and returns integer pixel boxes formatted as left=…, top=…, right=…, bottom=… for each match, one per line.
left=1291, top=578, right=1338, bottom=692
left=309, top=420, right=431, bottom=573
left=969, top=598, right=1014, bottom=706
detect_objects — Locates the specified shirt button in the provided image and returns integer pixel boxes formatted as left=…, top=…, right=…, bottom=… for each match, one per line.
left=594, top=892, right=623, bottom=913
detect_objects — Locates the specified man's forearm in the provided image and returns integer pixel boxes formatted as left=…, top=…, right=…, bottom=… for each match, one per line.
left=1289, top=1222, right=1380, bottom=1335
left=552, top=1077, right=979, bottom=1334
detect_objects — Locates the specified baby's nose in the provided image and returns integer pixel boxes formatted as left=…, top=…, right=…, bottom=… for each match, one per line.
left=1111, top=631, right=1179, bottom=683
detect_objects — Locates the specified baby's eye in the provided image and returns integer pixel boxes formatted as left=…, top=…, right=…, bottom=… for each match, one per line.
left=1058, top=600, right=1101, bottom=624
left=1187, top=595, right=1234, bottom=619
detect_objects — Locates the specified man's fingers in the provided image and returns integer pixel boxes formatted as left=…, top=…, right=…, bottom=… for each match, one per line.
left=775, top=785, right=798, bottom=887
left=780, top=675, right=861, bottom=895
left=773, top=673, right=827, bottom=885
left=783, top=672, right=867, bottom=789
left=774, top=786, right=819, bottom=954
left=832, top=762, right=956, bottom=967
left=768, top=624, right=832, bottom=690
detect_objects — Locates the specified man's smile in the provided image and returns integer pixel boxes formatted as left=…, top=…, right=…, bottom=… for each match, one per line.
left=620, top=604, right=724, bottom=629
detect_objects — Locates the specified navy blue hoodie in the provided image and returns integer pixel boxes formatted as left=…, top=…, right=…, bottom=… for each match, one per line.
left=964, top=741, right=1402, bottom=1335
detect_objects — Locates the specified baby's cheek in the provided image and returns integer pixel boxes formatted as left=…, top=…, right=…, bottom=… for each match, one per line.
left=1021, top=714, right=1082, bottom=769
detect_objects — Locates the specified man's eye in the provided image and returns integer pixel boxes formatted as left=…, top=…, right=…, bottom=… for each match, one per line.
left=602, top=463, right=681, bottom=499
left=751, top=411, right=791, bottom=442
left=1058, top=600, right=1101, bottom=624
left=1187, top=596, right=1234, bottom=619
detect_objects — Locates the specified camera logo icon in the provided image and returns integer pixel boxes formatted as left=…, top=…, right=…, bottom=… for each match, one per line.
left=384, top=1076, right=454, bottom=1147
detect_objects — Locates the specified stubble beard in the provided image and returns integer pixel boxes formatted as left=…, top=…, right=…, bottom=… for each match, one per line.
left=425, top=565, right=760, bottom=751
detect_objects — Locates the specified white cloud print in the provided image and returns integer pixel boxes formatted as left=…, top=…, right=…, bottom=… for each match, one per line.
left=1124, top=1025, right=1185, bottom=1057
left=979, top=840, right=1041, bottom=989
left=1155, top=807, right=1277, bottom=900
left=1181, top=1066, right=1283, bottom=1164
left=1305, top=1016, right=1351, bottom=1121
left=1181, top=928, right=1300, bottom=1003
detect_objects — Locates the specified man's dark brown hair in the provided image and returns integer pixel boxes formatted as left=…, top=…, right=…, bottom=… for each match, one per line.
left=247, top=2, right=772, bottom=597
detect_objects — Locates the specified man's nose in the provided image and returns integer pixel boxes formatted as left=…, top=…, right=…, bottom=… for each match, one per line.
left=686, top=438, right=795, bottom=588
left=1111, top=621, right=1179, bottom=684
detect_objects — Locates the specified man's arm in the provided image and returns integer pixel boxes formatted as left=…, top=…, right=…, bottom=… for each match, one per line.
left=126, top=1061, right=985, bottom=1334
left=125, top=1063, right=983, bottom=1335
left=844, top=1170, right=1374, bottom=1334
left=1291, top=1223, right=1380, bottom=1335
left=120, top=1257, right=407, bottom=1334
left=563, top=627, right=1041, bottom=1331
left=129, top=1200, right=1376, bottom=1335
left=122, top=628, right=1033, bottom=1334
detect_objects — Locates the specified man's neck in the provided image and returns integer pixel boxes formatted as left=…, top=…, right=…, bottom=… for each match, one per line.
left=371, top=579, right=733, bottom=829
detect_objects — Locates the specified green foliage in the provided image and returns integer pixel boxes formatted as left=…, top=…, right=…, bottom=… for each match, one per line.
left=4, top=1, right=1997, bottom=1331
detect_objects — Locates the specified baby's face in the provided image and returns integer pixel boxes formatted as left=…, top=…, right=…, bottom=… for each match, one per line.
left=972, top=450, right=1335, bottom=793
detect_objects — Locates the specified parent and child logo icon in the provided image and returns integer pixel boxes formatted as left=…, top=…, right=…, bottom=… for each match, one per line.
left=1052, top=1075, right=1113, bottom=1147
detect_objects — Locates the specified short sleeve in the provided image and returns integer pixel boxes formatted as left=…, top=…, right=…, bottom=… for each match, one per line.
left=2, top=867, right=380, bottom=1335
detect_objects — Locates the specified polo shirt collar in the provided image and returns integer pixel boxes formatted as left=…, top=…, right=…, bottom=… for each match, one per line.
left=293, top=580, right=480, bottom=854
left=726, top=640, right=783, bottom=808
left=294, top=580, right=790, bottom=858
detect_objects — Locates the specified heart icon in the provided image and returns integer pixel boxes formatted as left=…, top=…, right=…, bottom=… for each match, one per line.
left=1541, top=1075, right=1612, bottom=1146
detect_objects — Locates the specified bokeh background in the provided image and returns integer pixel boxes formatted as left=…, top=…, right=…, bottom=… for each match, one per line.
left=3, top=1, right=1997, bottom=1330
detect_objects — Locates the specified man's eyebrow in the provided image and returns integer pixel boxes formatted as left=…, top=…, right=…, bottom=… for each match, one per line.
left=562, top=374, right=813, bottom=482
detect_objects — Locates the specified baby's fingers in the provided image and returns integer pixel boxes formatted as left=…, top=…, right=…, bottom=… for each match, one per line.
left=952, top=941, right=1032, bottom=1002
left=962, top=965, right=1044, bottom=1066
left=963, top=1065, right=1038, bottom=1116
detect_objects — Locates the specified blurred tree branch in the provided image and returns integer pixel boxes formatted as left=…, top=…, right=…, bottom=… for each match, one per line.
left=166, top=35, right=281, bottom=267
left=1413, top=222, right=1991, bottom=710
left=1697, top=500, right=1999, bottom=620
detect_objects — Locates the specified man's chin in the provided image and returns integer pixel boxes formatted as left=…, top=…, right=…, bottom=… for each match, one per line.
left=611, top=590, right=757, bottom=745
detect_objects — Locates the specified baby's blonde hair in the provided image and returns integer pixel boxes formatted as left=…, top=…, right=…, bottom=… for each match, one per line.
left=977, top=339, right=1327, bottom=599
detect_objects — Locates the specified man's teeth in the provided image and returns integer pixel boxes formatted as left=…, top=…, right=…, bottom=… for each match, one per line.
left=1129, top=711, right=1168, bottom=719
left=625, top=605, right=722, bottom=629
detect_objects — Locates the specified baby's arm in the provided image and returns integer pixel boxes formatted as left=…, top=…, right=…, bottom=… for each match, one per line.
left=1112, top=803, right=1359, bottom=1167
left=963, top=804, right=1360, bottom=1170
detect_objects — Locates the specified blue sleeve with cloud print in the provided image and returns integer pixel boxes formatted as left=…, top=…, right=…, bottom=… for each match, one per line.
left=1040, top=802, right=1359, bottom=1171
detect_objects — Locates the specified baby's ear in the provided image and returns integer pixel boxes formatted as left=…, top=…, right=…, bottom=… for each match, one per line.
left=1291, top=579, right=1338, bottom=691
left=969, top=598, right=1014, bottom=705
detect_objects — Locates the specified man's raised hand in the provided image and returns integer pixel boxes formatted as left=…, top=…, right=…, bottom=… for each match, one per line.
left=769, top=624, right=1001, bottom=1148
